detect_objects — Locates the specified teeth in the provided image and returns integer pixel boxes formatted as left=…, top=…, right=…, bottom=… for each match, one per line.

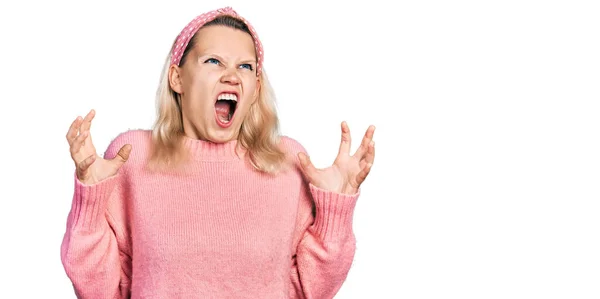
left=217, top=93, right=237, bottom=102
left=218, top=114, right=230, bottom=123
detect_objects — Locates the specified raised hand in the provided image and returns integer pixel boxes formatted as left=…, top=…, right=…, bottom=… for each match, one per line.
left=66, top=109, right=132, bottom=185
left=298, top=121, right=375, bottom=195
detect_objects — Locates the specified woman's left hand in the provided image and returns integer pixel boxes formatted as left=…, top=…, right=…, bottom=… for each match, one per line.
left=298, top=121, right=376, bottom=195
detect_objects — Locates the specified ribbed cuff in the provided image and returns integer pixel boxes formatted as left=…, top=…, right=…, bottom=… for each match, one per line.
left=69, top=173, right=119, bottom=232
left=309, top=184, right=360, bottom=241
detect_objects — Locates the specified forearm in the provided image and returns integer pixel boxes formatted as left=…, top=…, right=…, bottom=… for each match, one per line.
left=290, top=184, right=359, bottom=299
left=61, top=174, right=130, bottom=299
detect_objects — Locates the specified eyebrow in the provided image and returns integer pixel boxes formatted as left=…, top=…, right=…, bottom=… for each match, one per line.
left=238, top=59, right=257, bottom=65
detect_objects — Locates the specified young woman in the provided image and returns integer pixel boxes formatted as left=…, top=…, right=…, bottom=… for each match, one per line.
left=61, top=6, right=376, bottom=298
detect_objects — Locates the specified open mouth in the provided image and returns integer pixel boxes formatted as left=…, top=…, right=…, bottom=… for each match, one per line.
left=215, top=92, right=238, bottom=126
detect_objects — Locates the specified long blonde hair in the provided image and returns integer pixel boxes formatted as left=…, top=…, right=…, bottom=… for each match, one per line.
left=148, top=16, right=286, bottom=174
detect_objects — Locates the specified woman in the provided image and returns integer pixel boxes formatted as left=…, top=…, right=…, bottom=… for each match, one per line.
left=61, top=6, right=376, bottom=299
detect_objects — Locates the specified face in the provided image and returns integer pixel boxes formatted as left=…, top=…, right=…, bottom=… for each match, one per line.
left=169, top=25, right=260, bottom=143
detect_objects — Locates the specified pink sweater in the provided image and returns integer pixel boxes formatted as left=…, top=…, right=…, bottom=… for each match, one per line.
left=60, top=130, right=359, bottom=299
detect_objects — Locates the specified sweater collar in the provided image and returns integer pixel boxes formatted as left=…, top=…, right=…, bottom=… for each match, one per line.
left=181, top=135, right=247, bottom=161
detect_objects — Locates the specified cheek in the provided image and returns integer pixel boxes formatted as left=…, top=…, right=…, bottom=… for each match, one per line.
left=189, top=70, right=211, bottom=89
left=184, top=71, right=218, bottom=100
left=242, top=78, right=258, bottom=96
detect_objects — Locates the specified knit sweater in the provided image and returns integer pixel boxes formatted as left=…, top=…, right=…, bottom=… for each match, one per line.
left=60, top=129, right=359, bottom=299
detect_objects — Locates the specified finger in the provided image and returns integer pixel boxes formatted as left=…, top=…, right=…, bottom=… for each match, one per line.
left=354, top=125, right=375, bottom=158
left=111, top=144, right=132, bottom=167
left=356, top=162, right=373, bottom=186
left=361, top=140, right=375, bottom=165
left=70, top=130, right=89, bottom=157
left=66, top=116, right=83, bottom=145
left=337, top=121, right=351, bottom=157
left=79, top=109, right=96, bottom=134
left=297, top=152, right=318, bottom=181
left=77, top=154, right=96, bottom=172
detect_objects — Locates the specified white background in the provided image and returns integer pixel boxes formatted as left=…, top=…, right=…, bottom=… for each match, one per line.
left=0, top=0, right=599, bottom=298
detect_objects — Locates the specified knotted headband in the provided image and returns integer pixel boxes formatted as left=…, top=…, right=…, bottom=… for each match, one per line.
left=170, top=6, right=264, bottom=76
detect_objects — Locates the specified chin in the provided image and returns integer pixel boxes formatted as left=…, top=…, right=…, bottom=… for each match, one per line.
left=206, top=124, right=240, bottom=143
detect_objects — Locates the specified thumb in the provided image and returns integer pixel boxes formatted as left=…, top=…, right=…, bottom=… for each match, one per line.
left=111, top=144, right=132, bottom=168
left=297, top=152, right=317, bottom=181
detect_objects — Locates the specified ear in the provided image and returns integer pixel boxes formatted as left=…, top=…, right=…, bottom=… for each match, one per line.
left=252, top=77, right=261, bottom=104
left=168, top=64, right=184, bottom=94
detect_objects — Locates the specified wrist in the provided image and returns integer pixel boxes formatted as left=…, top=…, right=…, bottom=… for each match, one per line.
left=340, top=184, right=359, bottom=195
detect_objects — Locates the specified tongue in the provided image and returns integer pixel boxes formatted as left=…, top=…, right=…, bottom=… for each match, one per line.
left=215, top=100, right=231, bottom=122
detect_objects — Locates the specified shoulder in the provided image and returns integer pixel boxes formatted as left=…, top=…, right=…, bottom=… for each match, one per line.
left=103, top=129, right=153, bottom=164
left=277, top=135, right=312, bottom=177
left=278, top=135, right=308, bottom=154
left=278, top=135, right=309, bottom=159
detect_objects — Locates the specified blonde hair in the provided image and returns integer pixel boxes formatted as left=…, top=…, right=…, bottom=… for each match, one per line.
left=148, top=16, right=286, bottom=174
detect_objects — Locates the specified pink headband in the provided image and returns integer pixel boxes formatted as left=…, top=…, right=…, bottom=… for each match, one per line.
left=170, top=6, right=264, bottom=76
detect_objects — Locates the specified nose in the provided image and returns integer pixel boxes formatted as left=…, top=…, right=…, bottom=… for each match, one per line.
left=220, top=67, right=241, bottom=85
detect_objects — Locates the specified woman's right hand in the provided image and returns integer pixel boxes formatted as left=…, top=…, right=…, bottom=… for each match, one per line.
left=66, top=109, right=132, bottom=185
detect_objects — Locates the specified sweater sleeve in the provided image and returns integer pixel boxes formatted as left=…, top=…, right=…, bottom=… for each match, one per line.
left=289, top=180, right=360, bottom=299
left=60, top=137, right=133, bottom=299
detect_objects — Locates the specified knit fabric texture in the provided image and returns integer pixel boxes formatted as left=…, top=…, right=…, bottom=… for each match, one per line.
left=61, top=130, right=359, bottom=298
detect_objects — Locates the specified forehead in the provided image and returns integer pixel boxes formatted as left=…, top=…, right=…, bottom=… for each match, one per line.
left=193, top=25, right=256, bottom=58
